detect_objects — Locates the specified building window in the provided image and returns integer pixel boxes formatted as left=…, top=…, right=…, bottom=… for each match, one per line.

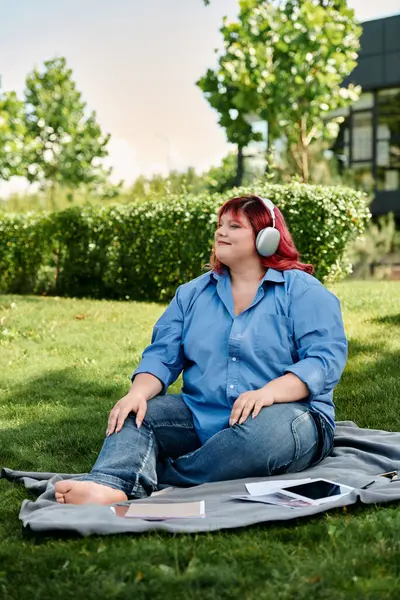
left=376, top=88, right=400, bottom=191
left=351, top=162, right=375, bottom=191
left=352, top=93, right=374, bottom=111
left=352, top=111, right=373, bottom=162
left=333, top=87, right=400, bottom=193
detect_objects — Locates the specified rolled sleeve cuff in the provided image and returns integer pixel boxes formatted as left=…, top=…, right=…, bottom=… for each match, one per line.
left=131, top=358, right=172, bottom=395
left=284, top=359, right=325, bottom=398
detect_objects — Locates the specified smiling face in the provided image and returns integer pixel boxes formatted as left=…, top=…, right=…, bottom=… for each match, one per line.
left=214, top=209, right=259, bottom=268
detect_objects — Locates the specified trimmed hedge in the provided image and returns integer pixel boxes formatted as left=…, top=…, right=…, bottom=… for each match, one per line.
left=0, top=183, right=370, bottom=301
left=0, top=211, right=51, bottom=294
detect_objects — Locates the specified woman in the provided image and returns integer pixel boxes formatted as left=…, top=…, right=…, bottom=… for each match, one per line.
left=55, top=194, right=348, bottom=505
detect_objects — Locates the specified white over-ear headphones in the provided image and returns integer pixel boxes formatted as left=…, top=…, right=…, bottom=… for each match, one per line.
left=255, top=197, right=281, bottom=257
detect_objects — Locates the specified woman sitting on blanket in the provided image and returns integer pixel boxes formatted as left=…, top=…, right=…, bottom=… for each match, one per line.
left=55, top=195, right=348, bottom=505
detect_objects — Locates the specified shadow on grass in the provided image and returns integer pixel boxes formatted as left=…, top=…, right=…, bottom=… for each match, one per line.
left=0, top=367, right=124, bottom=473
left=347, top=338, right=385, bottom=358
left=337, top=338, right=400, bottom=427
left=371, top=314, right=400, bottom=327
left=336, top=345, right=400, bottom=430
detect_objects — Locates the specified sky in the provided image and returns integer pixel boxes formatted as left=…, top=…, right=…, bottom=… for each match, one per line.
left=0, top=0, right=399, bottom=196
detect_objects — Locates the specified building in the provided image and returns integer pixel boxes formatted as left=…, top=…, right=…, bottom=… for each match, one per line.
left=334, top=14, right=400, bottom=217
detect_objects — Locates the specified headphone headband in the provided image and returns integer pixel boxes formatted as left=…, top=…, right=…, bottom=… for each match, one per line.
left=259, top=197, right=276, bottom=228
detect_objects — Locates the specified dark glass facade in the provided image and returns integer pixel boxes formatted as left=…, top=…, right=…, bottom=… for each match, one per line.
left=335, top=15, right=400, bottom=216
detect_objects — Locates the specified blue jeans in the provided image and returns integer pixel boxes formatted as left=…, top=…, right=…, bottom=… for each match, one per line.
left=80, top=394, right=334, bottom=498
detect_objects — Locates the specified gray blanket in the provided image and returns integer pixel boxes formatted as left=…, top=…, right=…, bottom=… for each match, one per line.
left=2, top=421, right=400, bottom=536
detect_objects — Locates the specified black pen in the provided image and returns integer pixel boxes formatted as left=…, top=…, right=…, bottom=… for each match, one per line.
left=360, top=480, right=375, bottom=490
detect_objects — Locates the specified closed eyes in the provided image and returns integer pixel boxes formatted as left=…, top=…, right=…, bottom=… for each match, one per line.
left=218, top=222, right=241, bottom=228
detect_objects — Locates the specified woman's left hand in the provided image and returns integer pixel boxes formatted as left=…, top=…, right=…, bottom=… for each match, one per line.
left=229, top=388, right=275, bottom=426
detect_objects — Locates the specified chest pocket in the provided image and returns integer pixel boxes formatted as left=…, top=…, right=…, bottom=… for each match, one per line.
left=253, top=314, right=295, bottom=365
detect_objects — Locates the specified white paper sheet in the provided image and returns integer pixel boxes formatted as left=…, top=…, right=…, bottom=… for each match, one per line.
left=233, top=490, right=353, bottom=508
left=231, top=493, right=310, bottom=509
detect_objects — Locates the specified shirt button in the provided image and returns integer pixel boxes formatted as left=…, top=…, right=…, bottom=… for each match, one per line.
left=232, top=357, right=237, bottom=362
left=229, top=384, right=234, bottom=389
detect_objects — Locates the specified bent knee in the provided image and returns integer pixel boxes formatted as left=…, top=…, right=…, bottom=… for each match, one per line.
left=234, top=405, right=319, bottom=474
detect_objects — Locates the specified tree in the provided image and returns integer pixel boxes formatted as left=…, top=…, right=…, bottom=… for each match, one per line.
left=129, top=168, right=206, bottom=201
left=196, top=67, right=263, bottom=186
left=0, top=89, right=26, bottom=181
left=197, top=0, right=362, bottom=183
left=23, top=57, right=112, bottom=207
left=203, top=152, right=238, bottom=192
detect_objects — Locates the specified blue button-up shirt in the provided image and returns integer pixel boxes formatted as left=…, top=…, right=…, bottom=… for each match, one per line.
left=132, top=268, right=348, bottom=444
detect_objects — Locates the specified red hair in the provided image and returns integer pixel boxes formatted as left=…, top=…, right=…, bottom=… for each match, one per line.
left=210, top=195, right=314, bottom=275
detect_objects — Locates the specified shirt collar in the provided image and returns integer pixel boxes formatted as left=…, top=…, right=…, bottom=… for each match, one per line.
left=210, top=268, right=284, bottom=285
left=262, top=269, right=285, bottom=284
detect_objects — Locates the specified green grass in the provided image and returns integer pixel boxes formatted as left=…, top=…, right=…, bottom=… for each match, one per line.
left=1, top=282, right=400, bottom=600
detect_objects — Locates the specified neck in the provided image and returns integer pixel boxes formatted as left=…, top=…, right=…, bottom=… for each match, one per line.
left=228, top=262, right=266, bottom=287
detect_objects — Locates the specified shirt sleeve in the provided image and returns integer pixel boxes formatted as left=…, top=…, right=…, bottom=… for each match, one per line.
left=284, top=284, right=348, bottom=398
left=131, top=286, right=185, bottom=394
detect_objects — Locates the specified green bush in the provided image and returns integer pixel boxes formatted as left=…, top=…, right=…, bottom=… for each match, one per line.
left=43, top=207, right=112, bottom=298
left=43, top=196, right=219, bottom=300
left=0, top=183, right=370, bottom=300
left=346, top=212, right=398, bottom=279
left=0, top=211, right=51, bottom=293
left=246, top=182, right=371, bottom=282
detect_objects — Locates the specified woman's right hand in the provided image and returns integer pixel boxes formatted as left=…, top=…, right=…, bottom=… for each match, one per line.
left=106, top=392, right=148, bottom=436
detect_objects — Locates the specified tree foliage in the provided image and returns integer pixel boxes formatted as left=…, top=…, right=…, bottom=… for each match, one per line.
left=126, top=151, right=260, bottom=201
left=23, top=57, right=112, bottom=205
left=0, top=90, right=26, bottom=180
left=197, top=0, right=362, bottom=182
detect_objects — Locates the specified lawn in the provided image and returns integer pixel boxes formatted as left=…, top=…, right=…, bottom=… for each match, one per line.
left=0, top=281, right=400, bottom=600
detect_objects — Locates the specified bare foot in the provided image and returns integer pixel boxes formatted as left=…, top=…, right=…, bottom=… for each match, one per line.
left=54, top=480, right=128, bottom=505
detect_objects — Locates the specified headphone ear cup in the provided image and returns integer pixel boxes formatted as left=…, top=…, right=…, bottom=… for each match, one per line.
left=256, top=227, right=281, bottom=257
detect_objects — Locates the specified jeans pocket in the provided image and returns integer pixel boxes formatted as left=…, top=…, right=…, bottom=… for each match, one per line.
left=286, top=410, right=319, bottom=474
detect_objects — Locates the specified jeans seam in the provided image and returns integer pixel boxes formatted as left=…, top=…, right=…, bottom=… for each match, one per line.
left=150, top=422, right=195, bottom=430
left=310, top=411, right=335, bottom=465
left=291, top=411, right=310, bottom=462
left=291, top=410, right=319, bottom=464
left=131, top=424, right=155, bottom=496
